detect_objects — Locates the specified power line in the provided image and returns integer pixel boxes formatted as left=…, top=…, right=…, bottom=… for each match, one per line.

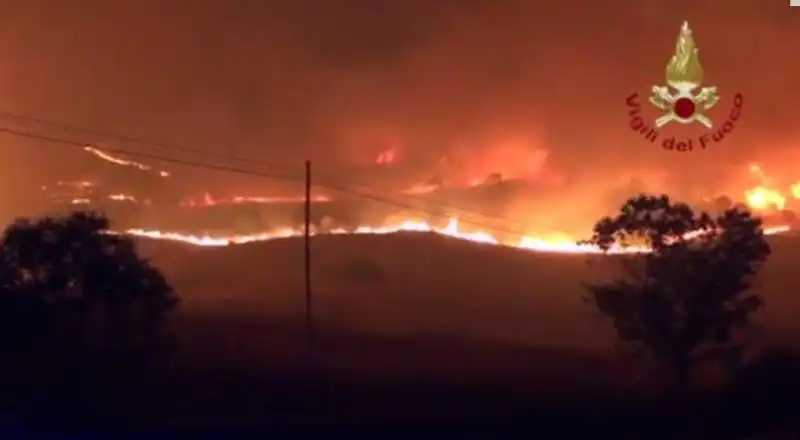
left=0, top=110, right=531, bottom=226
left=0, top=110, right=428, bottom=192
left=0, top=109, right=300, bottom=169
left=0, top=109, right=379, bottom=196
left=0, top=126, right=305, bottom=184
left=0, top=126, right=531, bottom=236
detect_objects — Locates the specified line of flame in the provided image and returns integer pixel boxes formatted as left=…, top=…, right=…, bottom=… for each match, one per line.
left=121, top=218, right=791, bottom=254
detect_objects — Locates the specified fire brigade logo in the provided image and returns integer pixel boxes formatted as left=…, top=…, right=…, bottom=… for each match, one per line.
left=625, top=21, right=743, bottom=152
left=650, top=21, right=718, bottom=128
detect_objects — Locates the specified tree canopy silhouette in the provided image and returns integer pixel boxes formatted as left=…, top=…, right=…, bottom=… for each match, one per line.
left=0, top=211, right=179, bottom=358
left=581, top=194, right=771, bottom=386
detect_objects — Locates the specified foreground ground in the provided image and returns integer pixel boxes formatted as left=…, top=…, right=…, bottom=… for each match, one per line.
left=14, top=315, right=800, bottom=437
left=140, top=231, right=800, bottom=349
left=6, top=232, right=800, bottom=436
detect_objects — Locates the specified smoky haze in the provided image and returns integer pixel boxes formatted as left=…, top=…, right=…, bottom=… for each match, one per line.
left=0, top=0, right=796, bottom=229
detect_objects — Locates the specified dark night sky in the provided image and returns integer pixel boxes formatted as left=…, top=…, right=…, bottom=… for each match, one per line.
left=0, top=0, right=796, bottom=221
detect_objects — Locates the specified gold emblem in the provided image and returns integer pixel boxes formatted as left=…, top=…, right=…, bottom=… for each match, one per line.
left=649, top=21, right=719, bottom=129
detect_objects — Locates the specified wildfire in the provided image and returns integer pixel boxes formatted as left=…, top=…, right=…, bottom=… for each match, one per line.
left=739, top=163, right=800, bottom=215
left=745, top=187, right=785, bottom=211
left=56, top=146, right=800, bottom=254
left=125, top=217, right=611, bottom=252
left=123, top=217, right=791, bottom=254
left=179, top=193, right=331, bottom=208
left=84, top=146, right=170, bottom=177
left=109, top=193, right=137, bottom=203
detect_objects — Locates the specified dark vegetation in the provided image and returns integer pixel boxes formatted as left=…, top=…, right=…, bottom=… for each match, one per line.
left=0, top=197, right=798, bottom=437
left=582, top=195, right=770, bottom=386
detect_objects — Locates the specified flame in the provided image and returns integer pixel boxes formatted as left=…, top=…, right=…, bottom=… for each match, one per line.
left=109, top=193, right=137, bottom=203
left=791, top=183, right=800, bottom=199
left=66, top=193, right=140, bottom=205
left=49, top=147, right=799, bottom=254
left=125, top=217, right=608, bottom=252
left=58, top=180, right=93, bottom=189
left=56, top=188, right=332, bottom=208
left=123, top=217, right=791, bottom=254
left=73, top=158, right=793, bottom=253
left=666, top=21, right=704, bottom=86
left=84, top=146, right=170, bottom=177
left=44, top=156, right=794, bottom=254
left=179, top=193, right=331, bottom=208
left=745, top=187, right=786, bottom=211
left=742, top=163, right=800, bottom=212
left=401, top=183, right=440, bottom=195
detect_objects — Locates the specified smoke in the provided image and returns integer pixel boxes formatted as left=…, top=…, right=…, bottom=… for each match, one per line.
left=0, top=0, right=795, bottom=226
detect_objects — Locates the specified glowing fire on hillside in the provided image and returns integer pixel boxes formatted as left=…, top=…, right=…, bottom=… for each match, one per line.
left=123, top=218, right=791, bottom=254
left=56, top=146, right=800, bottom=253
left=84, top=146, right=170, bottom=177
left=743, top=164, right=800, bottom=212
left=178, top=193, right=331, bottom=208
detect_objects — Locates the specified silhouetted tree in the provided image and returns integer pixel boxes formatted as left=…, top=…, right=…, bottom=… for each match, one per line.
left=0, top=211, right=179, bottom=365
left=581, top=194, right=770, bottom=386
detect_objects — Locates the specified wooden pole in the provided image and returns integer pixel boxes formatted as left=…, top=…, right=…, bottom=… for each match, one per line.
left=304, top=160, right=313, bottom=345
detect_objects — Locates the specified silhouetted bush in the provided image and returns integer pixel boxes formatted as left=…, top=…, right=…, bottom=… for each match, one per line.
left=0, top=211, right=179, bottom=399
left=581, top=194, right=770, bottom=386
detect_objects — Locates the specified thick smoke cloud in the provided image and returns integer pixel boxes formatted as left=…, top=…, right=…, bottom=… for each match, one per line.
left=0, top=0, right=796, bottom=227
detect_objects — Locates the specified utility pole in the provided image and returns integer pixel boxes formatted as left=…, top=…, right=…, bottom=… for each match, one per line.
left=303, top=160, right=314, bottom=346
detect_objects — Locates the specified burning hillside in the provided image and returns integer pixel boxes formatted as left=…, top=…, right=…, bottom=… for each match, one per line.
left=40, top=143, right=566, bottom=234
left=27, top=142, right=800, bottom=255
left=122, top=216, right=792, bottom=253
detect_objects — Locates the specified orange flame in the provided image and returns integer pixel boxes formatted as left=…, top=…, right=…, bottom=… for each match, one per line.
left=742, top=163, right=800, bottom=212
left=123, top=217, right=791, bottom=254
left=84, top=146, right=170, bottom=177
left=52, top=151, right=797, bottom=254
left=179, top=193, right=331, bottom=208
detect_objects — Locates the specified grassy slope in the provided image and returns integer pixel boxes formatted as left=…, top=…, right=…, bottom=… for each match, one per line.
left=23, top=233, right=798, bottom=432
left=140, top=232, right=800, bottom=347
left=128, top=233, right=800, bottom=389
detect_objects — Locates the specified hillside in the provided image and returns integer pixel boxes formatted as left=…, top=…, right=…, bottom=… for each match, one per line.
left=136, top=232, right=800, bottom=351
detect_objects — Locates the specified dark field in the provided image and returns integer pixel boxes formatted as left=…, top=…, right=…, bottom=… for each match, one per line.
left=142, top=231, right=800, bottom=351
left=11, top=233, right=800, bottom=436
